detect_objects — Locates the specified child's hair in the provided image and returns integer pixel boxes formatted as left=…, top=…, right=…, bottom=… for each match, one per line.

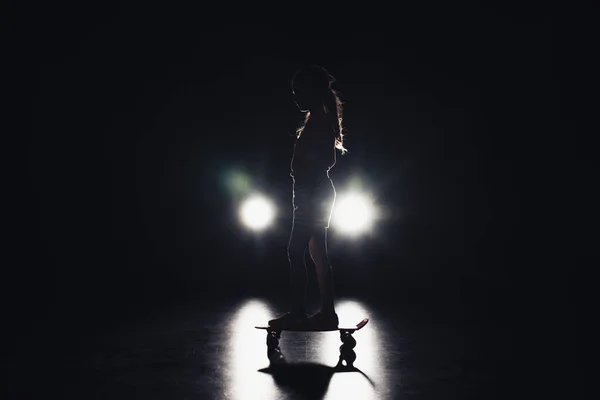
left=294, top=66, right=347, bottom=154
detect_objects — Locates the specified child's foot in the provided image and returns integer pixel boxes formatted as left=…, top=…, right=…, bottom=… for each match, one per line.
left=268, top=312, right=308, bottom=329
left=307, top=311, right=339, bottom=331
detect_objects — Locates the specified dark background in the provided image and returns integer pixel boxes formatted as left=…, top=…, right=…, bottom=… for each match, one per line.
left=6, top=2, right=584, bottom=371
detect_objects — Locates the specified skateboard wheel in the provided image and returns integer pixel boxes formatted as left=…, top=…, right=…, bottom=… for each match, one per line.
left=268, top=329, right=281, bottom=339
left=267, top=347, right=284, bottom=362
left=340, top=333, right=356, bottom=349
left=340, top=348, right=357, bottom=367
left=339, top=343, right=354, bottom=353
left=266, top=333, right=279, bottom=348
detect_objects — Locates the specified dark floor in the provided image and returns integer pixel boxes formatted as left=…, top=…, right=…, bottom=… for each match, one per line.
left=6, top=290, right=519, bottom=399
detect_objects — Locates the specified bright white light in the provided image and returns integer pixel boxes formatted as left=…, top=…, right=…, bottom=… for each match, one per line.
left=226, top=300, right=278, bottom=399
left=331, top=193, right=376, bottom=235
left=320, top=300, right=385, bottom=399
left=239, top=195, right=276, bottom=231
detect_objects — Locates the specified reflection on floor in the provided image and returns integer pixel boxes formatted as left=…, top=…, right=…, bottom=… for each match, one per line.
left=226, top=300, right=385, bottom=399
left=11, top=296, right=508, bottom=399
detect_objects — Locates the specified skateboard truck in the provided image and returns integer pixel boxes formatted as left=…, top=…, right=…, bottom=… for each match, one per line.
left=257, top=318, right=369, bottom=366
left=337, top=329, right=358, bottom=367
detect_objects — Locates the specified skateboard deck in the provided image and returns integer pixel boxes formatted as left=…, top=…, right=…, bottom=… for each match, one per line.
left=255, top=317, right=369, bottom=332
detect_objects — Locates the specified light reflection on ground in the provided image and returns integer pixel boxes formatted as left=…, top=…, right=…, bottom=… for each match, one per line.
left=224, top=298, right=389, bottom=399
left=225, top=299, right=278, bottom=400
left=318, top=300, right=387, bottom=399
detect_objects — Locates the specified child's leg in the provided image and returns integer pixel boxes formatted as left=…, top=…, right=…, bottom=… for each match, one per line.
left=309, top=227, right=336, bottom=314
left=287, top=222, right=313, bottom=315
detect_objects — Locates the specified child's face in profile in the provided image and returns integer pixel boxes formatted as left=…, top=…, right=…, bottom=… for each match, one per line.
left=293, top=86, right=323, bottom=112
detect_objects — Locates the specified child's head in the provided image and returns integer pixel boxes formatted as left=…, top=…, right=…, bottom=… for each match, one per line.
left=292, top=65, right=347, bottom=154
left=291, top=65, right=335, bottom=112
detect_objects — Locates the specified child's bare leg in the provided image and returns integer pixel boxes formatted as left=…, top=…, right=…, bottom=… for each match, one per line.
left=309, top=227, right=335, bottom=314
left=287, top=223, right=312, bottom=316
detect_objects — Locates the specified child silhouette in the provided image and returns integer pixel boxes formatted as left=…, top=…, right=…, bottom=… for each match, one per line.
left=269, top=65, right=347, bottom=330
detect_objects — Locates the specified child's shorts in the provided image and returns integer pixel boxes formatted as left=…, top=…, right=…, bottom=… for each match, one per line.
left=292, top=176, right=336, bottom=230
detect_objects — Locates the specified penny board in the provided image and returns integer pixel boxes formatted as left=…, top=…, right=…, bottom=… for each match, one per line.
left=255, top=318, right=369, bottom=332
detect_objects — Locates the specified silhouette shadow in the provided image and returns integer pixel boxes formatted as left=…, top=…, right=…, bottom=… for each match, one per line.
left=259, top=358, right=375, bottom=399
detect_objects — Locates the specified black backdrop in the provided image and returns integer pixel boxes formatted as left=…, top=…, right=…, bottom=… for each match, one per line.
left=5, top=2, right=584, bottom=338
